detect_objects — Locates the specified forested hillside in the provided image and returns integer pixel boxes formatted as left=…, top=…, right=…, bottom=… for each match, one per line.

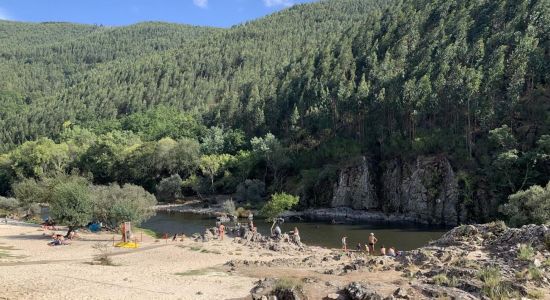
left=0, top=0, right=549, bottom=225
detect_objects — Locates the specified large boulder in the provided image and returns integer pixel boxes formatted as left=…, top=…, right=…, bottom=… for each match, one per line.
left=345, top=282, right=383, bottom=300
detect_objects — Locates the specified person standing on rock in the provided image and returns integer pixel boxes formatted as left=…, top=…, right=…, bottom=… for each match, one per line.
left=219, top=223, right=225, bottom=240
left=341, top=236, right=347, bottom=252
left=367, top=233, right=378, bottom=255
left=380, top=245, right=386, bottom=256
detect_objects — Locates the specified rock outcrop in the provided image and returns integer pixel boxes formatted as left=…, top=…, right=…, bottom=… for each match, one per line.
left=332, top=157, right=377, bottom=210
left=330, top=155, right=464, bottom=225
left=382, top=156, right=464, bottom=225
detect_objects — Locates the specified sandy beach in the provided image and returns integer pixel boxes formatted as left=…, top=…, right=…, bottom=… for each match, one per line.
left=1, top=221, right=548, bottom=300
left=0, top=221, right=271, bottom=300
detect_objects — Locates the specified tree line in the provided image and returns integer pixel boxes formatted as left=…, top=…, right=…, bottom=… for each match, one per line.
left=0, top=0, right=548, bottom=226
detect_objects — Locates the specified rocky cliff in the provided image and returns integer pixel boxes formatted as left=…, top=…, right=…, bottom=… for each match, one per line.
left=331, top=156, right=377, bottom=210
left=331, top=155, right=465, bottom=225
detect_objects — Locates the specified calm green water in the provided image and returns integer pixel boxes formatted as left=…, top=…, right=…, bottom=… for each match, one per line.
left=141, top=212, right=447, bottom=251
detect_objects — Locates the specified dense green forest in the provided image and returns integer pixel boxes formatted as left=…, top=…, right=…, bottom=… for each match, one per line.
left=0, top=0, right=549, bottom=225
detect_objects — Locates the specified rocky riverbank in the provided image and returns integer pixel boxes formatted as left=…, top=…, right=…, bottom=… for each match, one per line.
left=1, top=218, right=548, bottom=299
left=155, top=201, right=447, bottom=226
left=223, top=221, right=550, bottom=299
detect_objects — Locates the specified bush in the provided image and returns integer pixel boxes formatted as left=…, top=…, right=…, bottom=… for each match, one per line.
left=92, top=243, right=115, bottom=266
left=260, top=193, right=299, bottom=221
left=500, top=181, right=550, bottom=227
left=156, top=174, right=183, bottom=202
left=50, top=176, right=93, bottom=232
left=91, top=183, right=157, bottom=229
left=0, top=197, right=19, bottom=211
left=235, top=179, right=265, bottom=204
left=222, top=199, right=236, bottom=215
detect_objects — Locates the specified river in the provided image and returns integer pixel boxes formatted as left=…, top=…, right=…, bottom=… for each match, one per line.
left=141, top=211, right=447, bottom=250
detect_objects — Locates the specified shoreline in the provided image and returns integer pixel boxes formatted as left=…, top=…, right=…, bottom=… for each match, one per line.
left=154, top=202, right=453, bottom=227
left=1, top=220, right=548, bottom=299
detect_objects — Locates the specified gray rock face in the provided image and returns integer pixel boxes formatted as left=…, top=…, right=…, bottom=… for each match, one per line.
left=332, top=157, right=377, bottom=210
left=331, top=155, right=463, bottom=225
left=382, top=156, right=463, bottom=225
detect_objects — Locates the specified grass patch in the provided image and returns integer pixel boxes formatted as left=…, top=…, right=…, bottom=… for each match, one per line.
left=274, top=277, right=303, bottom=292
left=453, top=258, right=480, bottom=269
left=517, top=244, right=535, bottom=261
left=528, top=265, right=543, bottom=281
left=448, top=276, right=459, bottom=288
left=175, top=267, right=227, bottom=277
left=478, top=266, right=509, bottom=299
left=135, top=227, right=161, bottom=238
left=527, top=289, right=545, bottom=299
left=432, top=274, right=449, bottom=286
left=516, top=265, right=543, bottom=282
left=0, top=250, right=13, bottom=258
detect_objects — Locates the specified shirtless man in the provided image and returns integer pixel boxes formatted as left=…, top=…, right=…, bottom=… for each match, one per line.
left=219, top=223, right=225, bottom=240
left=367, top=233, right=378, bottom=255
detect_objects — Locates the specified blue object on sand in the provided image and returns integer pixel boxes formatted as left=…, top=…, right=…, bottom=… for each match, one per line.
left=89, top=223, right=101, bottom=232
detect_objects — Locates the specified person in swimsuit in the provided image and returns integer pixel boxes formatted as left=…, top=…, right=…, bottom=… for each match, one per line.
left=367, top=233, right=378, bottom=255
left=341, top=236, right=348, bottom=252
left=219, top=223, right=225, bottom=240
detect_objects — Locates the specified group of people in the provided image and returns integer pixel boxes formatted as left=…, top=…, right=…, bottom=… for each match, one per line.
left=48, top=233, right=70, bottom=246
left=342, top=233, right=400, bottom=257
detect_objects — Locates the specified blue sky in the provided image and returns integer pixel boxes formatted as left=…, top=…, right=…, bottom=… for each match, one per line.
left=0, top=0, right=318, bottom=27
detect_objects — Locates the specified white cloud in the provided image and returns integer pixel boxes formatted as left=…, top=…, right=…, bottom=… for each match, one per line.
left=0, top=7, right=12, bottom=20
left=263, top=0, right=294, bottom=7
left=193, top=0, right=208, bottom=8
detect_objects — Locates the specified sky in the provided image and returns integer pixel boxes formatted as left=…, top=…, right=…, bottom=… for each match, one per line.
left=0, top=0, right=318, bottom=28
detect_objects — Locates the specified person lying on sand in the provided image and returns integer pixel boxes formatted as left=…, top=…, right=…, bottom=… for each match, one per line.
left=48, top=234, right=69, bottom=246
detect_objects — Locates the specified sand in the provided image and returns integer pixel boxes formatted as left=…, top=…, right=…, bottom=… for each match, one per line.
left=0, top=221, right=411, bottom=300
left=0, top=222, right=268, bottom=300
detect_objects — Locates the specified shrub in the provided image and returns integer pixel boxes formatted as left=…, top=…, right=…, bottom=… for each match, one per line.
left=92, top=243, right=115, bottom=266
left=0, top=197, right=19, bottom=211
left=91, top=183, right=157, bottom=229
left=50, top=176, right=93, bottom=234
left=260, top=193, right=299, bottom=221
left=222, top=199, right=236, bottom=216
left=517, top=244, right=535, bottom=261
left=156, top=174, right=183, bottom=202
left=500, top=181, right=550, bottom=227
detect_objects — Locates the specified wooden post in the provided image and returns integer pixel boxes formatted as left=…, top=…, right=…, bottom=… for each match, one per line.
left=140, top=232, right=143, bottom=242
left=112, top=235, right=115, bottom=246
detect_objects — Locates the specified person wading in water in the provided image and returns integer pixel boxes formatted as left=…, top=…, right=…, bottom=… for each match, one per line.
left=367, top=232, right=378, bottom=255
